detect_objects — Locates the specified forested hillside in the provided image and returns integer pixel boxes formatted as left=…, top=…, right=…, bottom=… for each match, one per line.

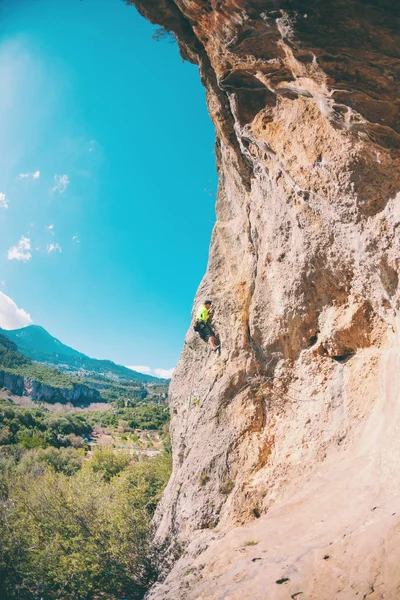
left=0, top=325, right=161, bottom=383
left=0, top=334, right=79, bottom=389
left=0, top=334, right=168, bottom=405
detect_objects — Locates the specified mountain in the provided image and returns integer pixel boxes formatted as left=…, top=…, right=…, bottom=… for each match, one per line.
left=0, top=325, right=159, bottom=383
left=0, top=333, right=101, bottom=403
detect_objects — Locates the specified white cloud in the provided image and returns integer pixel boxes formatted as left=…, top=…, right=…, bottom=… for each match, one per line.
left=126, top=365, right=175, bottom=379
left=18, top=171, right=40, bottom=180
left=126, top=365, right=152, bottom=375
left=154, top=367, right=175, bottom=379
left=0, top=193, right=8, bottom=208
left=46, top=243, right=62, bottom=254
left=7, top=236, right=32, bottom=262
left=52, top=174, right=69, bottom=194
left=72, top=235, right=80, bottom=244
left=47, top=224, right=54, bottom=229
left=0, top=291, right=32, bottom=329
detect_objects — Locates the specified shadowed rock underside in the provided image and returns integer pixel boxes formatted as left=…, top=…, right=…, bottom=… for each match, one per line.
left=128, top=1, right=400, bottom=597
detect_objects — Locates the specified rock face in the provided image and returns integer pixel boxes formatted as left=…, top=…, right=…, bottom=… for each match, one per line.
left=0, top=369, right=101, bottom=405
left=0, top=370, right=25, bottom=396
left=129, top=1, right=400, bottom=597
left=27, top=380, right=101, bottom=404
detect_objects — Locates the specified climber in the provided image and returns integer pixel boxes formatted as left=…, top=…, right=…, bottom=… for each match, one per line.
left=193, top=300, right=220, bottom=351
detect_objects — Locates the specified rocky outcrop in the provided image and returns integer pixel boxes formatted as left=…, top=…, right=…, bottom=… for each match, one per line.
left=0, top=370, right=25, bottom=396
left=129, top=1, right=400, bottom=597
left=26, top=380, right=101, bottom=404
left=0, top=369, right=101, bottom=405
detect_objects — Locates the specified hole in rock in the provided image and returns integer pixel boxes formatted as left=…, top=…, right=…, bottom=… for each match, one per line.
left=276, top=577, right=290, bottom=584
left=220, top=69, right=267, bottom=91
left=235, top=88, right=276, bottom=126
left=331, top=352, right=355, bottom=363
left=253, top=507, right=261, bottom=518
left=295, top=52, right=314, bottom=64
left=219, top=70, right=276, bottom=126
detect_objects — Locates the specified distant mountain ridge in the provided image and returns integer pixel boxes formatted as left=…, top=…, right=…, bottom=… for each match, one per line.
left=0, top=325, right=159, bottom=383
left=0, top=332, right=101, bottom=403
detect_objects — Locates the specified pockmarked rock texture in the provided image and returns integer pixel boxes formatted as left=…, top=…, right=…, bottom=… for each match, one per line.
left=128, top=1, right=400, bottom=597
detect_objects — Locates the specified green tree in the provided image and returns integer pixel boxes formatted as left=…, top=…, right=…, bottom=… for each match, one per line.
left=0, top=451, right=172, bottom=599
left=84, top=446, right=130, bottom=481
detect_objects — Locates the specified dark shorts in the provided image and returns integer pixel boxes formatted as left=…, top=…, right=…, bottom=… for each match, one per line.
left=195, top=321, right=215, bottom=342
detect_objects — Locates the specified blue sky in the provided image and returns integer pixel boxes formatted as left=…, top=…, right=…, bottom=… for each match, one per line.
left=0, top=0, right=217, bottom=378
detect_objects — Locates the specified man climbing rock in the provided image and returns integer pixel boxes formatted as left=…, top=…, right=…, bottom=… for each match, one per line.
left=193, top=300, right=220, bottom=351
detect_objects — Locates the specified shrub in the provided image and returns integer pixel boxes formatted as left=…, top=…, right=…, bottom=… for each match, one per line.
left=199, top=470, right=210, bottom=487
left=0, top=451, right=172, bottom=599
left=84, top=447, right=130, bottom=481
left=17, top=447, right=83, bottom=477
left=219, top=479, right=234, bottom=495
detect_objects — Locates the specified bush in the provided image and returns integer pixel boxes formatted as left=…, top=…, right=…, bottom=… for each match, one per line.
left=17, top=447, right=83, bottom=477
left=84, top=447, right=130, bottom=481
left=0, top=400, right=172, bottom=599
left=0, top=450, right=172, bottom=599
left=0, top=402, right=93, bottom=450
left=16, top=427, right=54, bottom=449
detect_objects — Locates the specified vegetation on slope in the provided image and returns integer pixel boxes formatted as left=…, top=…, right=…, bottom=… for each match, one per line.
left=0, top=399, right=172, bottom=599
left=0, top=325, right=161, bottom=383
left=0, top=401, right=170, bottom=449
left=0, top=334, right=169, bottom=402
left=0, top=334, right=77, bottom=389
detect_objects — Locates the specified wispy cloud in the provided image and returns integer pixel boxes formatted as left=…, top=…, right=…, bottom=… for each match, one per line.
left=0, top=291, right=32, bottom=329
left=126, top=365, right=152, bottom=375
left=7, top=236, right=32, bottom=262
left=46, top=243, right=62, bottom=254
left=18, top=170, right=40, bottom=180
left=126, top=365, right=175, bottom=379
left=154, top=367, right=175, bottom=379
left=52, top=174, right=69, bottom=194
left=0, top=193, right=8, bottom=208
left=72, top=235, right=80, bottom=244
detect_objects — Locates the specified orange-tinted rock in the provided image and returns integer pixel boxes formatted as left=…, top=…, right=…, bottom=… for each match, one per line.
left=129, top=1, right=400, bottom=597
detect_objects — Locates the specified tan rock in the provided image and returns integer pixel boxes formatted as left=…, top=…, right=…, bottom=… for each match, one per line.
left=128, top=0, right=400, bottom=597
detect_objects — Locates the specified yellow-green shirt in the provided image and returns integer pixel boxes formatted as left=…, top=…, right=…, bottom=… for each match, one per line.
left=196, top=304, right=210, bottom=322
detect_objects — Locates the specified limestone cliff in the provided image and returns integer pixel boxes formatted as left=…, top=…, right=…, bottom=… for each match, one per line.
left=0, top=370, right=25, bottom=396
left=0, top=369, right=101, bottom=404
left=129, top=1, right=400, bottom=597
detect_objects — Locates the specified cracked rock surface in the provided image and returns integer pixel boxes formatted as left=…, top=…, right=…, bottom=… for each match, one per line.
left=128, top=1, right=400, bottom=597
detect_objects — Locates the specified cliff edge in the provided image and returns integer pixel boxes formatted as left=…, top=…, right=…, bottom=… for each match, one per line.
left=128, top=1, right=400, bottom=597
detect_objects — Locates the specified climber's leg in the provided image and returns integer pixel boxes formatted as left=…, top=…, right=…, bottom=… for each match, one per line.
left=209, top=336, right=220, bottom=351
left=202, top=323, right=219, bottom=351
